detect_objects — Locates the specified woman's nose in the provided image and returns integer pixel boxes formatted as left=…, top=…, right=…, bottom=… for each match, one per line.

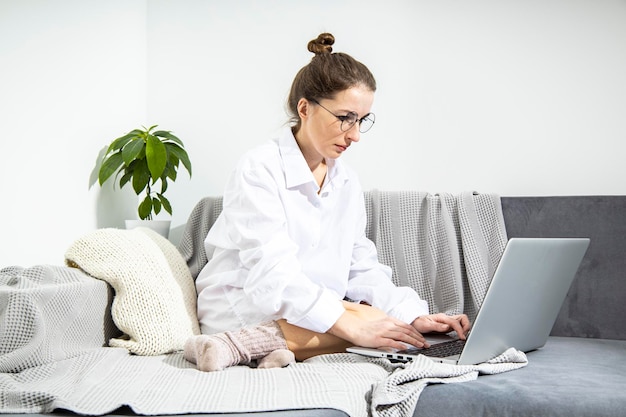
left=345, top=123, right=361, bottom=142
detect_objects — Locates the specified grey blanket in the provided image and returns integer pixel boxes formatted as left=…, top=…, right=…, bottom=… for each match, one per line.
left=0, top=265, right=118, bottom=373
left=1, top=191, right=519, bottom=416
left=364, top=190, right=507, bottom=321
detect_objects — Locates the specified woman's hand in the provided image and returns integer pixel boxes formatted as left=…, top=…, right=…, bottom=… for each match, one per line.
left=411, top=313, right=471, bottom=339
left=327, top=302, right=429, bottom=351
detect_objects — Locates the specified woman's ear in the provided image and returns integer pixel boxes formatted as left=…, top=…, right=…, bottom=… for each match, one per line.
left=297, top=98, right=310, bottom=120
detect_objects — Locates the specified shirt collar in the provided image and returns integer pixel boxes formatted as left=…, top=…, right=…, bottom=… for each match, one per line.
left=279, top=127, right=349, bottom=191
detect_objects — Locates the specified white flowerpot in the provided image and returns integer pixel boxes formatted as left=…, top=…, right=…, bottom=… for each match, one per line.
left=125, top=219, right=171, bottom=239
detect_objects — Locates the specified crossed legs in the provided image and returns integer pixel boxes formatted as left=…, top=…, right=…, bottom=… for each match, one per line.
left=278, top=301, right=389, bottom=361
left=184, top=301, right=387, bottom=369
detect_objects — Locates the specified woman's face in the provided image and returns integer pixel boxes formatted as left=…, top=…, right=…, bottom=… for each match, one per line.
left=297, top=85, right=374, bottom=164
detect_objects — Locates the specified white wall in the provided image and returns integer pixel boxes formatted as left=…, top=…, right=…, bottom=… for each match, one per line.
left=0, top=0, right=147, bottom=265
left=2, top=0, right=625, bottom=266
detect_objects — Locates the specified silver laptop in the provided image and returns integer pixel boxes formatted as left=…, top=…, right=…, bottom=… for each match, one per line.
left=347, top=238, right=590, bottom=365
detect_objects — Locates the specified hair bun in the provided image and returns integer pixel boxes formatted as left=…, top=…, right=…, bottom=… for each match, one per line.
left=307, top=33, right=334, bottom=55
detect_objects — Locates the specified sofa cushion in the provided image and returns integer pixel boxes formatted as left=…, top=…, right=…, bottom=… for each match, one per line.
left=65, top=227, right=200, bottom=355
left=414, top=336, right=626, bottom=417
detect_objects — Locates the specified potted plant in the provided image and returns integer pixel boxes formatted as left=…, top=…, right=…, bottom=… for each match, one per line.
left=98, top=125, right=192, bottom=237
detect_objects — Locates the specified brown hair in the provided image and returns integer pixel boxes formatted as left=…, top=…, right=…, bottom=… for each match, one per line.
left=287, top=33, right=377, bottom=132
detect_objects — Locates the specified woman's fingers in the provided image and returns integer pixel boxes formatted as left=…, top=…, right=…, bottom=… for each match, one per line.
left=451, top=314, right=472, bottom=335
left=439, top=314, right=471, bottom=338
left=329, top=310, right=429, bottom=350
left=412, top=313, right=472, bottom=339
left=369, top=317, right=429, bottom=349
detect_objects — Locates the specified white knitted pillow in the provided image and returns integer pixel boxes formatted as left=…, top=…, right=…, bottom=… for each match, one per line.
left=65, top=227, right=200, bottom=355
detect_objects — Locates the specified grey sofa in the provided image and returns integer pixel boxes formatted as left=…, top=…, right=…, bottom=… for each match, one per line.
left=414, top=196, right=626, bottom=417
left=179, top=194, right=626, bottom=417
left=2, top=194, right=626, bottom=417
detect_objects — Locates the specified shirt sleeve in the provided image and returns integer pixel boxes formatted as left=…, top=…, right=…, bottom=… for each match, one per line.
left=217, top=160, right=345, bottom=333
left=345, top=194, right=430, bottom=325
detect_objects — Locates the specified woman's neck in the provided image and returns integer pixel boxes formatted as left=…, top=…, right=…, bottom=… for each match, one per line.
left=294, top=129, right=325, bottom=172
left=294, top=128, right=326, bottom=191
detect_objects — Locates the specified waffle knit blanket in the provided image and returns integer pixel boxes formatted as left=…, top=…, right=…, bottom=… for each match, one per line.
left=1, top=191, right=523, bottom=416
left=363, top=190, right=508, bottom=321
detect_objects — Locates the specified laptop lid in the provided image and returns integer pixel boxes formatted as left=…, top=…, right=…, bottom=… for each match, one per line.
left=456, top=237, right=589, bottom=364
left=347, top=237, right=590, bottom=365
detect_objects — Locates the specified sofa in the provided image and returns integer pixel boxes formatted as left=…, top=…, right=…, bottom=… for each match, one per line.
left=1, top=192, right=625, bottom=417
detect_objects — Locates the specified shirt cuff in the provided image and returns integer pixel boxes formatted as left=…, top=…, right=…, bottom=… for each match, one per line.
left=388, top=298, right=430, bottom=325
left=289, top=289, right=345, bottom=333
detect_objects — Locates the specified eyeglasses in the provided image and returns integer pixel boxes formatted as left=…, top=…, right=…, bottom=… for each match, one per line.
left=310, top=99, right=375, bottom=133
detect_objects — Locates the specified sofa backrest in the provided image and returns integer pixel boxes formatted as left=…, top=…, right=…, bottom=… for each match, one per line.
left=501, top=196, right=626, bottom=341
left=178, top=194, right=626, bottom=341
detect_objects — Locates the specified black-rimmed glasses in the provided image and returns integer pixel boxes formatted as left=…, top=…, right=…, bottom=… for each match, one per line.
left=310, top=99, right=375, bottom=133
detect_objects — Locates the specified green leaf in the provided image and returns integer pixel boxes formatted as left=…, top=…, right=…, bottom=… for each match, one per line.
left=145, top=134, right=167, bottom=181
left=160, top=175, right=169, bottom=194
left=159, top=194, right=172, bottom=215
left=166, top=163, right=177, bottom=182
left=166, top=143, right=192, bottom=177
left=106, top=131, right=140, bottom=155
left=153, top=130, right=184, bottom=147
left=98, top=152, right=124, bottom=185
left=165, top=154, right=180, bottom=181
left=152, top=197, right=162, bottom=215
left=138, top=195, right=153, bottom=220
left=131, top=159, right=150, bottom=194
left=119, top=170, right=132, bottom=188
left=121, top=138, right=145, bottom=166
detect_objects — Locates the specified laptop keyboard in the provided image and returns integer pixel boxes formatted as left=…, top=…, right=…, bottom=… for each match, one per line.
left=399, top=338, right=466, bottom=358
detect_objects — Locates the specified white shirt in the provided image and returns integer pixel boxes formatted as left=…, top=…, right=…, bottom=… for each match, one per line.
left=195, top=128, right=429, bottom=334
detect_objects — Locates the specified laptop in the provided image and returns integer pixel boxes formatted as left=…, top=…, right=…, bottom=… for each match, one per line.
left=347, top=237, right=590, bottom=365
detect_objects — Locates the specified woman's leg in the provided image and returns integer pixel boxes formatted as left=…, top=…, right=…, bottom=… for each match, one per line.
left=184, top=301, right=389, bottom=370
left=278, top=301, right=388, bottom=361
left=184, top=321, right=294, bottom=371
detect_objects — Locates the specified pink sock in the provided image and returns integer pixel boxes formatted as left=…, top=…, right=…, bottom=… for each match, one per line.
left=183, top=321, right=291, bottom=372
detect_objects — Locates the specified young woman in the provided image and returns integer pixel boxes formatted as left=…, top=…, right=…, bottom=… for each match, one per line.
left=184, top=33, right=470, bottom=372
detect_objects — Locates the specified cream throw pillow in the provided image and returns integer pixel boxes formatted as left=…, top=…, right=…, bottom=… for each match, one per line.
left=65, top=227, right=200, bottom=355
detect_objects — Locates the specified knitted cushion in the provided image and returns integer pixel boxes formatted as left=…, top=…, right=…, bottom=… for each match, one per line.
left=65, top=227, right=200, bottom=356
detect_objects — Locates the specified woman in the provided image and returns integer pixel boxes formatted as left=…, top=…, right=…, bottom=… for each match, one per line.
left=185, top=33, right=470, bottom=372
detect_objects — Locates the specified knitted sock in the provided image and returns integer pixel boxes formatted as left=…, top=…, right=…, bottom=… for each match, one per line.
left=257, top=349, right=295, bottom=369
left=183, top=321, right=291, bottom=372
